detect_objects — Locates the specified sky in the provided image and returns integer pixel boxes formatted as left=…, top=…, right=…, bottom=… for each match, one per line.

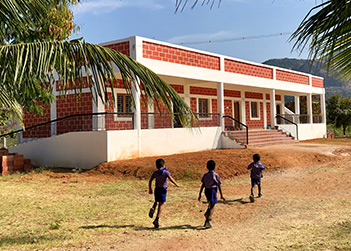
left=70, top=0, right=319, bottom=64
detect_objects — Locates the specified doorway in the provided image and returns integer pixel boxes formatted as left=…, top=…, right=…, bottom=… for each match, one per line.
left=234, top=101, right=240, bottom=129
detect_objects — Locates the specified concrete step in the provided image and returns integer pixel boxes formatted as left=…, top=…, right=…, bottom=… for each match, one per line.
left=225, top=129, right=296, bottom=147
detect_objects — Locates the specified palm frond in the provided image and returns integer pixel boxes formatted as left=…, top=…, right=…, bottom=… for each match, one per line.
left=0, top=40, right=196, bottom=127
left=290, top=0, right=351, bottom=81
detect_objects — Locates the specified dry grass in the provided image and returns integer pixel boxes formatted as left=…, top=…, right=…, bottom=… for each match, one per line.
left=1, top=141, right=351, bottom=250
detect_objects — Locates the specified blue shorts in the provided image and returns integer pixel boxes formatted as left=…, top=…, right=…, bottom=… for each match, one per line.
left=251, top=178, right=261, bottom=186
left=205, top=188, right=217, bottom=205
left=154, top=187, right=167, bottom=202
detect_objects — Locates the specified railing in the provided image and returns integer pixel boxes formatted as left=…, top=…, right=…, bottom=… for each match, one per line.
left=140, top=113, right=220, bottom=129
left=0, top=112, right=134, bottom=144
left=276, top=114, right=323, bottom=124
left=0, top=112, right=221, bottom=146
left=223, top=115, right=248, bottom=145
left=275, top=115, right=298, bottom=140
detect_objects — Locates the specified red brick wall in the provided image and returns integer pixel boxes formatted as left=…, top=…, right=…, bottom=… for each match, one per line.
left=245, top=92, right=263, bottom=99
left=23, top=103, right=51, bottom=138
left=56, top=77, right=91, bottom=92
left=170, top=84, right=184, bottom=94
left=266, top=103, right=271, bottom=126
left=190, top=97, right=197, bottom=112
left=276, top=70, right=309, bottom=85
left=212, top=99, right=218, bottom=113
left=140, top=95, right=148, bottom=129
left=143, top=41, right=220, bottom=70
left=266, top=94, right=270, bottom=100
left=245, top=101, right=264, bottom=128
left=190, top=86, right=217, bottom=96
left=312, top=77, right=324, bottom=88
left=56, top=93, right=93, bottom=135
left=153, top=101, right=171, bottom=129
left=275, top=95, right=282, bottom=101
left=103, top=41, right=130, bottom=56
left=225, top=59, right=273, bottom=79
left=224, top=90, right=241, bottom=98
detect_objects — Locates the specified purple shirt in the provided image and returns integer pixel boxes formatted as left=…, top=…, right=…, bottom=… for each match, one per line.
left=247, top=161, right=264, bottom=179
left=151, top=168, right=171, bottom=188
left=201, top=170, right=221, bottom=189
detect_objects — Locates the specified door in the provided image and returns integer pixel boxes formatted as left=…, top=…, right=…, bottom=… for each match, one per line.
left=234, top=101, right=240, bottom=129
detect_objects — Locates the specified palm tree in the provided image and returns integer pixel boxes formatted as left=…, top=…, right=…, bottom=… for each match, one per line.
left=291, top=0, right=351, bottom=81
left=0, top=0, right=195, bottom=127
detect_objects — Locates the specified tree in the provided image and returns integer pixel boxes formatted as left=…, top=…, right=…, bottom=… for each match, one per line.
left=290, top=0, right=351, bottom=82
left=0, top=0, right=195, bottom=129
left=326, top=94, right=351, bottom=135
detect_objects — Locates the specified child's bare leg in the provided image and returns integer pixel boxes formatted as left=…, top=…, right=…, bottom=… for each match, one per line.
left=258, top=184, right=262, bottom=197
left=156, top=202, right=164, bottom=218
left=251, top=186, right=254, bottom=196
left=207, top=204, right=215, bottom=220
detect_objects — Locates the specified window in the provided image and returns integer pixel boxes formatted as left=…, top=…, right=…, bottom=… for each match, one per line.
left=117, top=94, right=132, bottom=114
left=198, top=99, right=209, bottom=117
left=250, top=101, right=259, bottom=119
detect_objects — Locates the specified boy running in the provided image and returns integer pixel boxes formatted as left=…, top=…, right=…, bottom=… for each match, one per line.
left=247, top=153, right=265, bottom=202
left=198, top=160, right=225, bottom=228
left=148, top=158, right=179, bottom=228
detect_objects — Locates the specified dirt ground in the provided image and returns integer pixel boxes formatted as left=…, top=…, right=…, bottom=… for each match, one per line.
left=24, top=139, right=350, bottom=250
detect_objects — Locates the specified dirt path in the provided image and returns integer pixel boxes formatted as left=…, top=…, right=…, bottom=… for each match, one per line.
left=60, top=142, right=351, bottom=250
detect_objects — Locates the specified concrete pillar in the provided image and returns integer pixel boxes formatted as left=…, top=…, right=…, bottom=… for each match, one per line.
left=320, top=93, right=326, bottom=124
left=263, top=92, right=267, bottom=128
left=217, top=82, right=224, bottom=130
left=294, top=96, right=300, bottom=114
left=184, top=84, right=190, bottom=106
left=241, top=90, right=246, bottom=125
left=307, top=93, right=313, bottom=124
left=270, top=89, right=276, bottom=128
left=132, top=82, right=141, bottom=157
left=294, top=96, right=300, bottom=124
left=51, top=81, right=57, bottom=136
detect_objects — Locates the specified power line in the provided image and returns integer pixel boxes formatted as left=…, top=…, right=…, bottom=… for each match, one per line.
left=176, top=32, right=293, bottom=45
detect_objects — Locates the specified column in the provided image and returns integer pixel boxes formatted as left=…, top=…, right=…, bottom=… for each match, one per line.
left=132, top=82, right=141, bottom=157
left=184, top=84, right=190, bottom=106
left=270, top=89, right=276, bottom=128
left=307, top=93, right=313, bottom=124
left=217, top=82, right=224, bottom=130
left=50, top=81, right=57, bottom=136
left=263, top=92, right=267, bottom=129
left=320, top=93, right=326, bottom=124
left=294, top=96, right=300, bottom=124
left=241, top=90, right=246, bottom=125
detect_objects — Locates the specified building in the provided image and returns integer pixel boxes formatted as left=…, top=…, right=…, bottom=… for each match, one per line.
left=10, top=36, right=326, bottom=169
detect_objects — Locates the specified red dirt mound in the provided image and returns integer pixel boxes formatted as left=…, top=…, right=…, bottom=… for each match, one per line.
left=89, top=143, right=342, bottom=180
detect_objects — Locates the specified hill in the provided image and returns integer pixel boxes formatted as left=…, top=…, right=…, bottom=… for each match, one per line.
left=263, top=58, right=351, bottom=97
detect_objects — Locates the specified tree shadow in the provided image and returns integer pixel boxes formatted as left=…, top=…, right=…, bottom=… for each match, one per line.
left=135, top=224, right=208, bottom=231
left=80, top=224, right=135, bottom=229
left=218, top=197, right=251, bottom=205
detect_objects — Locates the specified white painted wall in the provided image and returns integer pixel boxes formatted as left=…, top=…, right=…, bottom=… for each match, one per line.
left=138, top=127, right=222, bottom=157
left=278, top=123, right=326, bottom=140
left=10, top=127, right=224, bottom=169
left=107, top=130, right=139, bottom=160
left=10, top=132, right=108, bottom=169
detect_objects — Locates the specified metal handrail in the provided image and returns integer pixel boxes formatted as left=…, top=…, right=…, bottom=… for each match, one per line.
left=222, top=115, right=249, bottom=145
left=0, top=112, right=133, bottom=139
left=275, top=115, right=299, bottom=140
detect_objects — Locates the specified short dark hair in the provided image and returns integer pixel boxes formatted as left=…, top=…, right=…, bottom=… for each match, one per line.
left=156, top=158, right=165, bottom=169
left=253, top=153, right=260, bottom=162
left=207, top=160, right=216, bottom=170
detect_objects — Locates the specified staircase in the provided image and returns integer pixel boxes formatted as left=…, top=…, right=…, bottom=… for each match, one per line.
left=0, top=148, right=33, bottom=176
left=227, top=129, right=297, bottom=148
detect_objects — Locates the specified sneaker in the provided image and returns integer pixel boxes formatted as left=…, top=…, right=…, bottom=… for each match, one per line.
left=204, top=220, right=212, bottom=228
left=258, top=193, right=262, bottom=198
left=249, top=195, right=255, bottom=203
left=153, top=219, right=159, bottom=229
left=148, top=207, right=155, bottom=218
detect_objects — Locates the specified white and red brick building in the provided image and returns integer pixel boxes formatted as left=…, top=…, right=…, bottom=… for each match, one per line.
left=10, top=36, right=326, bottom=169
